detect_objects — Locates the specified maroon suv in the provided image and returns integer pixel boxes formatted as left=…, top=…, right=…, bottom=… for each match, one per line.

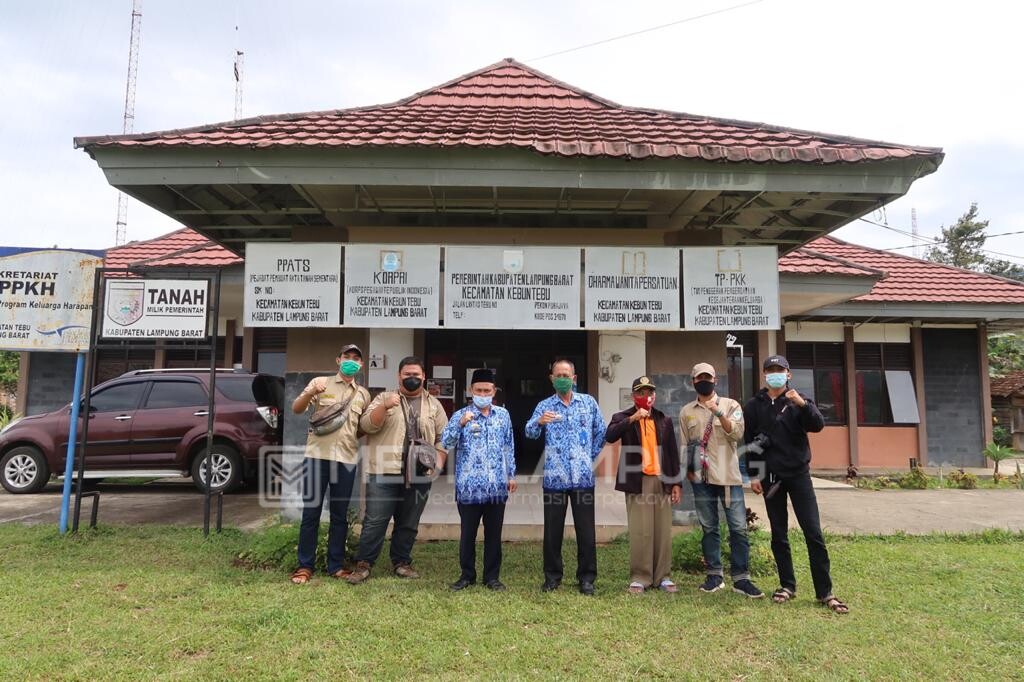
left=0, top=369, right=283, bottom=494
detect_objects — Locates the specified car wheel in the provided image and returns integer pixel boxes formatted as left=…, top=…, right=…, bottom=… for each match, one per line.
left=191, top=444, right=243, bottom=493
left=1, top=446, right=50, bottom=494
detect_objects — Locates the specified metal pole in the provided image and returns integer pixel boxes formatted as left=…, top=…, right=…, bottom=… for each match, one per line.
left=203, top=271, right=221, bottom=536
left=73, top=268, right=104, bottom=532
left=58, top=352, right=86, bottom=534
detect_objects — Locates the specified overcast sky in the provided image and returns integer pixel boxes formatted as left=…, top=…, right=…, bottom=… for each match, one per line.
left=2, top=0, right=1022, bottom=263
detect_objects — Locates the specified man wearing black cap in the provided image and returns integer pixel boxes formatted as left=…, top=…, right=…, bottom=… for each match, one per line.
left=441, top=368, right=517, bottom=591
left=289, top=344, right=370, bottom=585
left=743, top=355, right=849, bottom=614
left=606, top=376, right=681, bottom=594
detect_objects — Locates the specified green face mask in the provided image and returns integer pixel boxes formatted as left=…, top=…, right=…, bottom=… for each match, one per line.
left=552, top=376, right=574, bottom=394
left=339, top=359, right=361, bottom=377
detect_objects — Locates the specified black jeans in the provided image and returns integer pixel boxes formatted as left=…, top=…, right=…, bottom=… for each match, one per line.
left=543, top=487, right=597, bottom=585
left=457, top=501, right=506, bottom=583
left=354, top=475, right=431, bottom=567
left=297, top=458, right=357, bottom=574
left=763, top=472, right=833, bottom=599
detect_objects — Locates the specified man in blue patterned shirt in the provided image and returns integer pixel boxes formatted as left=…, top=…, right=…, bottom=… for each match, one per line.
left=441, top=368, right=517, bottom=592
left=525, top=357, right=607, bottom=595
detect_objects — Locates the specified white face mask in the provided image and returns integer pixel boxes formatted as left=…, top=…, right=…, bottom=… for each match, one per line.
left=765, top=372, right=788, bottom=389
left=472, top=395, right=493, bottom=409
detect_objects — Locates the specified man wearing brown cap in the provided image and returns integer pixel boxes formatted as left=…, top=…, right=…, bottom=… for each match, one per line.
left=606, top=376, right=682, bottom=594
left=680, top=362, right=763, bottom=598
left=289, top=344, right=370, bottom=584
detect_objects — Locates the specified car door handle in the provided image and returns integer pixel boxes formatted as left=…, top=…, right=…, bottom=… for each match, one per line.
left=114, top=415, right=132, bottom=421
left=193, top=410, right=209, bottom=417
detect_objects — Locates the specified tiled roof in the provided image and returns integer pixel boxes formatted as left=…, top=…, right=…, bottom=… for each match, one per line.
left=990, top=371, right=1024, bottom=398
left=778, top=247, right=883, bottom=278
left=795, top=236, right=1024, bottom=305
left=104, top=228, right=240, bottom=270
left=75, top=59, right=942, bottom=164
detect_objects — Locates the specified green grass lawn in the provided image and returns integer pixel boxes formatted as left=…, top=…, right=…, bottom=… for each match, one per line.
left=1, top=525, right=1022, bottom=680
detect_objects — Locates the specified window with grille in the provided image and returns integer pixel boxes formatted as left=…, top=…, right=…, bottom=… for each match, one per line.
left=786, top=342, right=846, bottom=425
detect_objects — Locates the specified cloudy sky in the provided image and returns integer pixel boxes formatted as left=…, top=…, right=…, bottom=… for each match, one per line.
left=3, top=0, right=1022, bottom=264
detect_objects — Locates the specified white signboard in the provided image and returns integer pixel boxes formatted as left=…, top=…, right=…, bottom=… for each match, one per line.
left=0, top=249, right=102, bottom=352
left=444, top=247, right=580, bottom=329
left=584, top=247, right=680, bottom=329
left=344, top=244, right=439, bottom=327
left=244, top=243, right=341, bottom=327
left=102, top=279, right=209, bottom=339
left=682, top=246, right=780, bottom=330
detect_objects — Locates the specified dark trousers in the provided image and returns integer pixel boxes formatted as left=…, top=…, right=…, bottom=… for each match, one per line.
left=763, top=472, right=833, bottom=599
left=543, top=487, right=597, bottom=585
left=297, top=458, right=357, bottom=574
left=457, top=501, right=506, bottom=583
left=354, top=475, right=431, bottom=567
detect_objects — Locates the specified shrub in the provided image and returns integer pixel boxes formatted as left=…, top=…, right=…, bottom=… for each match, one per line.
left=235, top=509, right=360, bottom=572
left=984, top=442, right=1018, bottom=476
left=993, top=425, right=1012, bottom=448
left=947, top=469, right=978, bottom=490
left=672, top=525, right=776, bottom=577
left=899, top=467, right=931, bottom=490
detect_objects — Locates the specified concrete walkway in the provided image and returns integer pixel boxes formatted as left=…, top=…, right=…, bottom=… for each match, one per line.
left=2, top=477, right=1022, bottom=536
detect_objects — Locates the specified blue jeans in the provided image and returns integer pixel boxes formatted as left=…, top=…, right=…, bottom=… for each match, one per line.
left=297, top=458, right=357, bottom=574
left=691, top=482, right=749, bottom=581
left=354, top=475, right=431, bottom=567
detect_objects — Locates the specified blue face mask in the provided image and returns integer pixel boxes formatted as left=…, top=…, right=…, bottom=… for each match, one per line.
left=472, top=395, right=493, bottom=409
left=765, top=372, right=788, bottom=389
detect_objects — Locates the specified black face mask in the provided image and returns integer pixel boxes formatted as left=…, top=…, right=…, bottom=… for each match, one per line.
left=694, top=380, right=715, bottom=397
left=402, top=376, right=423, bottom=392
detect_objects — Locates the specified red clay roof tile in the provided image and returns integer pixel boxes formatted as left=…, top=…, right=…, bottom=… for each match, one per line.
left=76, top=59, right=942, bottom=164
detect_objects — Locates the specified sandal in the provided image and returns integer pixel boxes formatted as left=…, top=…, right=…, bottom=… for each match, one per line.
left=627, top=582, right=645, bottom=594
left=290, top=567, right=313, bottom=585
left=658, top=579, right=679, bottom=594
left=329, top=568, right=352, bottom=580
left=771, top=587, right=795, bottom=603
left=820, top=595, right=849, bottom=614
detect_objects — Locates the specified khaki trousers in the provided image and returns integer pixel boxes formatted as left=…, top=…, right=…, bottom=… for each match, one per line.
left=625, top=474, right=673, bottom=587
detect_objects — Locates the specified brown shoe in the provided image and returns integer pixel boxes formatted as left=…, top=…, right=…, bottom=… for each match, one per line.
left=393, top=563, right=420, bottom=579
left=344, top=561, right=371, bottom=584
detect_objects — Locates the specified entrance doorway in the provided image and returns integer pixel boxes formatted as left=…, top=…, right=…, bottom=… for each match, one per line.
left=425, top=330, right=587, bottom=473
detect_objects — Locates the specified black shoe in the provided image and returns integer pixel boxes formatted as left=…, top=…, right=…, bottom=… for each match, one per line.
left=579, top=582, right=596, bottom=596
left=541, top=580, right=560, bottom=592
left=732, top=579, right=765, bottom=599
left=485, top=580, right=507, bottom=592
left=449, top=578, right=474, bottom=591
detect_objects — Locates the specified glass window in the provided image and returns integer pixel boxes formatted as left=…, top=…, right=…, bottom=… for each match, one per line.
left=144, top=381, right=207, bottom=409
left=855, top=343, right=915, bottom=425
left=814, top=369, right=846, bottom=424
left=885, top=370, right=920, bottom=424
left=856, top=370, right=885, bottom=425
left=786, top=342, right=846, bottom=425
left=89, top=382, right=145, bottom=413
left=217, top=377, right=256, bottom=403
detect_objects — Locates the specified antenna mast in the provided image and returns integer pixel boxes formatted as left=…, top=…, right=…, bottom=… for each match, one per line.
left=115, top=0, right=142, bottom=246
left=234, top=8, right=244, bottom=120
left=911, top=207, right=919, bottom=258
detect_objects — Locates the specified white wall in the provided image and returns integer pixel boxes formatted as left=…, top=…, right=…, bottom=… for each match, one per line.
left=853, top=323, right=911, bottom=343
left=784, top=321, right=844, bottom=342
left=367, top=328, right=414, bottom=390
left=595, top=331, right=646, bottom=423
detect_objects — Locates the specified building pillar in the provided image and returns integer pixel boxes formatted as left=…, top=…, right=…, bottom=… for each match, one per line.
left=153, top=348, right=166, bottom=369
left=844, top=324, right=859, bottom=468
left=910, top=325, right=929, bottom=465
left=979, top=323, right=994, bottom=445
left=224, top=319, right=236, bottom=366
left=241, top=327, right=255, bottom=371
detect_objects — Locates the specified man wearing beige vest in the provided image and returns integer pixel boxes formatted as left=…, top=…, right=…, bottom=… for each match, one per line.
left=679, top=362, right=763, bottom=599
left=345, top=356, right=448, bottom=584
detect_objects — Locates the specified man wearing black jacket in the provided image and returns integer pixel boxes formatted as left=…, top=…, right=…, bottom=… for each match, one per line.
left=607, top=376, right=682, bottom=594
left=743, top=355, right=849, bottom=614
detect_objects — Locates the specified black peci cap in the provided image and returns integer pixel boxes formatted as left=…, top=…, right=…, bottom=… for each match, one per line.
left=471, top=368, right=496, bottom=384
